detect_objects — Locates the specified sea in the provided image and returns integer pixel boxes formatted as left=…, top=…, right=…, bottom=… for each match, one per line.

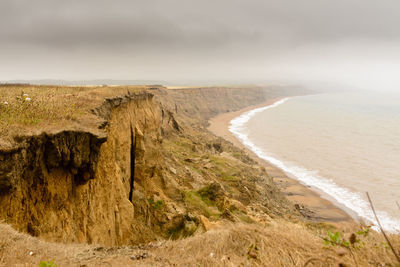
left=229, top=91, right=400, bottom=232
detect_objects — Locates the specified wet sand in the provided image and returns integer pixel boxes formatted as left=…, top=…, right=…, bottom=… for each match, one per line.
left=208, top=98, right=358, bottom=227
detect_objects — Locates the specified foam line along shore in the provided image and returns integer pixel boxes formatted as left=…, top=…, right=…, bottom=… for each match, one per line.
left=227, top=96, right=400, bottom=233
left=208, top=98, right=356, bottom=227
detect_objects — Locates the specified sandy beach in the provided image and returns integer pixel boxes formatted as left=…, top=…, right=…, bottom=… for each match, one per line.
left=208, top=98, right=357, bottom=227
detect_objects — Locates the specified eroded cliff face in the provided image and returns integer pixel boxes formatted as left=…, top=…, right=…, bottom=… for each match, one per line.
left=0, top=92, right=170, bottom=245
left=0, top=86, right=302, bottom=246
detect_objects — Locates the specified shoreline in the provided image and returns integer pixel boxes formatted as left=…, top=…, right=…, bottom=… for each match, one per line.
left=208, top=98, right=358, bottom=227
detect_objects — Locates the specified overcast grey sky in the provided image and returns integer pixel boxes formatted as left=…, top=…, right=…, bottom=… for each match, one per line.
left=1, top=0, right=400, bottom=89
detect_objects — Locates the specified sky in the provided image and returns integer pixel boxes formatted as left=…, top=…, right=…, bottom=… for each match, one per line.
left=1, top=0, right=400, bottom=90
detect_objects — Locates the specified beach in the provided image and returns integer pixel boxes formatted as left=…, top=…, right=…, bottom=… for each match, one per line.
left=208, top=98, right=357, bottom=227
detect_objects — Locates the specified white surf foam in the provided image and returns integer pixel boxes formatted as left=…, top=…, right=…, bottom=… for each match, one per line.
left=229, top=98, right=400, bottom=233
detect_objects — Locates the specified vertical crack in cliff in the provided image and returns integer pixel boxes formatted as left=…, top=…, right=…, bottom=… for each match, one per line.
left=129, top=125, right=136, bottom=203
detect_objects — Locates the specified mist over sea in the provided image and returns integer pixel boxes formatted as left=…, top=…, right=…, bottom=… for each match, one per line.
left=230, top=91, right=400, bottom=232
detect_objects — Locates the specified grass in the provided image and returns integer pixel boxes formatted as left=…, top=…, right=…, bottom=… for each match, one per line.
left=0, top=84, right=146, bottom=143
left=162, top=137, right=243, bottom=184
left=231, top=209, right=254, bottom=223
left=1, top=220, right=399, bottom=266
left=167, top=221, right=186, bottom=240
left=184, top=190, right=221, bottom=219
left=147, top=198, right=164, bottom=210
left=39, top=260, right=58, bottom=267
left=197, top=185, right=218, bottom=205
left=209, top=156, right=241, bottom=181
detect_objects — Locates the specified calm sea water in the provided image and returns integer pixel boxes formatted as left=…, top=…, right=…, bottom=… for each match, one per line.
left=230, top=92, right=400, bottom=232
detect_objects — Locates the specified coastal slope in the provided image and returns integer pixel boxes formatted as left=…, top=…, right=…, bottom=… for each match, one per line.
left=0, top=84, right=398, bottom=266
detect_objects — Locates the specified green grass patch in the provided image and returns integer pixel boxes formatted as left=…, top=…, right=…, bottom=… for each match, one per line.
left=147, top=197, right=164, bottom=210
left=232, top=209, right=254, bottom=223
left=189, top=165, right=203, bottom=175
left=197, top=186, right=217, bottom=205
left=184, top=190, right=220, bottom=219
left=39, top=260, right=57, bottom=267
left=209, top=156, right=240, bottom=181
left=232, top=152, right=243, bottom=158
left=162, top=138, right=200, bottom=159
left=167, top=220, right=198, bottom=239
left=167, top=221, right=185, bottom=240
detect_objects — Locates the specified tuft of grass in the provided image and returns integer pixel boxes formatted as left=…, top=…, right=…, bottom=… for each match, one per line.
left=208, top=156, right=240, bottom=182
left=147, top=198, right=164, bottom=210
left=167, top=221, right=198, bottom=239
left=167, top=222, right=185, bottom=240
left=184, top=190, right=220, bottom=219
left=39, top=260, right=57, bottom=267
left=231, top=209, right=254, bottom=224
left=197, top=186, right=217, bottom=206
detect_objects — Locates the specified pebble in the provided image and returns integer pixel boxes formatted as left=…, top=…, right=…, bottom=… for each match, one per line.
left=130, top=252, right=148, bottom=260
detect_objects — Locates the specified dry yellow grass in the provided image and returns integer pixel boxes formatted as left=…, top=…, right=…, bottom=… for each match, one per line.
left=0, top=84, right=146, bottom=144
left=1, top=219, right=399, bottom=266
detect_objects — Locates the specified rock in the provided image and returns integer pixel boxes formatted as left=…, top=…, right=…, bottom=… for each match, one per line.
left=153, top=194, right=162, bottom=202
left=294, top=203, right=303, bottom=210
left=186, top=212, right=197, bottom=221
left=169, top=167, right=177, bottom=175
left=349, top=233, right=357, bottom=244
left=184, top=220, right=197, bottom=234
left=212, top=143, right=222, bottom=153
left=199, top=215, right=221, bottom=231
left=200, top=215, right=212, bottom=231
left=248, top=250, right=257, bottom=259
left=204, top=163, right=214, bottom=169
left=336, top=248, right=348, bottom=257
left=130, top=252, right=149, bottom=260
left=228, top=199, right=247, bottom=213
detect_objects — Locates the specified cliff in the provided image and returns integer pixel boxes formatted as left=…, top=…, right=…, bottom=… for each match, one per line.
left=155, top=85, right=305, bottom=125
left=1, top=92, right=161, bottom=244
left=0, top=85, right=303, bottom=245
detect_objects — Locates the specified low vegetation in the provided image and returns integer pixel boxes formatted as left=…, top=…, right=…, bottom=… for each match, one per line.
left=147, top=197, right=164, bottom=210
left=1, top=219, right=399, bottom=266
left=0, top=84, right=145, bottom=143
left=39, top=260, right=57, bottom=267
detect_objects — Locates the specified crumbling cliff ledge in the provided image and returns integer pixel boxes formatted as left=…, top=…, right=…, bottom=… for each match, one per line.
left=0, top=84, right=311, bottom=246
left=0, top=90, right=164, bottom=245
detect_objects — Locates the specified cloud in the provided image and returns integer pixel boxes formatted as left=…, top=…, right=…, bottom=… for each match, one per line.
left=1, top=0, right=400, bottom=86
left=2, top=0, right=400, bottom=49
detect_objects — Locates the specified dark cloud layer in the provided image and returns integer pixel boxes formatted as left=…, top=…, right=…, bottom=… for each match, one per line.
left=2, top=0, right=400, bottom=47
left=1, top=0, right=400, bottom=88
